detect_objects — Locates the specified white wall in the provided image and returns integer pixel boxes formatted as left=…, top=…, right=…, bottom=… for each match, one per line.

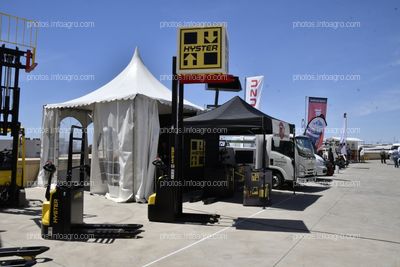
left=0, top=139, right=41, bottom=158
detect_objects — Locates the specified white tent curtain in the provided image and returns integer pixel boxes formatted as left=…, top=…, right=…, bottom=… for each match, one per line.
left=133, top=95, right=160, bottom=202
left=90, top=95, right=159, bottom=202
left=38, top=108, right=91, bottom=186
left=38, top=108, right=60, bottom=186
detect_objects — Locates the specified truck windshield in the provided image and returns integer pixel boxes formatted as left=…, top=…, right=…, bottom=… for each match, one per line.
left=272, top=139, right=294, bottom=158
left=296, top=137, right=315, bottom=157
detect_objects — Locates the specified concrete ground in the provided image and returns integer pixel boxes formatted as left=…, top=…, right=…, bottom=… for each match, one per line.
left=1, top=161, right=400, bottom=267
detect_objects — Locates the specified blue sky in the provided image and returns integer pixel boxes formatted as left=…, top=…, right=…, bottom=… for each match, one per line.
left=2, top=0, right=399, bottom=144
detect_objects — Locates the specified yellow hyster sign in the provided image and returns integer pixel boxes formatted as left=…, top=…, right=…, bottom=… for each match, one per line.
left=177, top=26, right=228, bottom=74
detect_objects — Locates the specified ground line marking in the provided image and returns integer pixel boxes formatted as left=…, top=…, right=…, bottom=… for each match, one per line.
left=141, top=195, right=295, bottom=267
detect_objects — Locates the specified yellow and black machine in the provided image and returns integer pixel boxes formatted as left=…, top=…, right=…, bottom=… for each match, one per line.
left=0, top=11, right=38, bottom=207
left=41, top=125, right=143, bottom=240
left=147, top=57, right=221, bottom=224
left=0, top=12, right=51, bottom=267
left=0, top=128, right=26, bottom=206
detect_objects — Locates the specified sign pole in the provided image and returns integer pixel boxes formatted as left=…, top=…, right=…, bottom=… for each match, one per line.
left=171, top=56, right=179, bottom=218
left=244, top=77, right=247, bottom=100
left=304, top=96, right=308, bottom=127
left=176, top=80, right=184, bottom=216
left=170, top=57, right=177, bottom=180
left=293, top=126, right=296, bottom=195
left=214, top=88, right=219, bottom=107
left=262, top=117, right=266, bottom=209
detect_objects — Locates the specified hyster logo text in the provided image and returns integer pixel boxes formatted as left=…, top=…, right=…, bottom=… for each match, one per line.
left=178, top=26, right=227, bottom=72
left=183, top=45, right=218, bottom=52
left=53, top=199, right=59, bottom=223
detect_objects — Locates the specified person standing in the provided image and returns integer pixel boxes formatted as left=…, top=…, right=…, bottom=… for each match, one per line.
left=327, top=147, right=335, bottom=176
left=392, top=149, right=399, bottom=168
left=398, top=147, right=400, bottom=167
left=346, top=144, right=352, bottom=163
left=328, top=147, right=335, bottom=165
left=360, top=147, right=365, bottom=162
left=380, top=150, right=386, bottom=164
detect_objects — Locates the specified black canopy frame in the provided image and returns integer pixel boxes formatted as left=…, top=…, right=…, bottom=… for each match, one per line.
left=184, top=96, right=296, bottom=207
left=184, top=96, right=295, bottom=135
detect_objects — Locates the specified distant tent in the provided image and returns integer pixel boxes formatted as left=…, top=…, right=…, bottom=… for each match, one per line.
left=39, top=47, right=201, bottom=203
left=184, top=96, right=294, bottom=135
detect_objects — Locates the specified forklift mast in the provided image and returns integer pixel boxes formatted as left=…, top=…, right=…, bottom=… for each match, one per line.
left=0, top=46, right=26, bottom=206
left=0, top=12, right=38, bottom=206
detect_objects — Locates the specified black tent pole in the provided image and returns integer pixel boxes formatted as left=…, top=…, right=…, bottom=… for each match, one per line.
left=177, top=80, right=184, bottom=216
left=214, top=89, right=219, bottom=107
left=171, top=56, right=179, bottom=218
left=262, top=117, right=266, bottom=209
left=171, top=56, right=177, bottom=179
left=293, top=126, right=296, bottom=196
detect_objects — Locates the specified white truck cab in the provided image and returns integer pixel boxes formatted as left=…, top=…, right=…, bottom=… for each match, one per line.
left=263, top=135, right=316, bottom=188
left=388, top=143, right=400, bottom=157
left=225, top=135, right=316, bottom=188
left=294, top=136, right=317, bottom=178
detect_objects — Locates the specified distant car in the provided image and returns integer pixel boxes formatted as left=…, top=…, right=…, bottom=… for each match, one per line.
left=315, top=154, right=327, bottom=176
left=388, top=144, right=400, bottom=157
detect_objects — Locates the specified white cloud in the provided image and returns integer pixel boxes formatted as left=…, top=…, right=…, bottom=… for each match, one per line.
left=355, top=89, right=400, bottom=116
left=391, top=58, right=400, bottom=67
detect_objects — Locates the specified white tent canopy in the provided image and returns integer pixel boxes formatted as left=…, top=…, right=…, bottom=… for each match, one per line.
left=45, top=47, right=201, bottom=111
left=39, top=47, right=201, bottom=203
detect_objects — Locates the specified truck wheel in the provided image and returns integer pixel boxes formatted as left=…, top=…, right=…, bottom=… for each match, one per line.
left=272, top=172, right=283, bottom=189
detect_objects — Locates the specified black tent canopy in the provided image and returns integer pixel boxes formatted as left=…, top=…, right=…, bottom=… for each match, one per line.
left=184, top=96, right=295, bottom=135
left=183, top=96, right=297, bottom=203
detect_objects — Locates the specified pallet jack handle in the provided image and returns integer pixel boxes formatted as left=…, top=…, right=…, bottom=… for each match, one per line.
left=43, top=161, right=56, bottom=201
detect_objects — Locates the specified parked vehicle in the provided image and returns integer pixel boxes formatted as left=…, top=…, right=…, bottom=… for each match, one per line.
left=315, top=154, right=327, bottom=176
left=388, top=144, right=400, bottom=157
left=294, top=136, right=317, bottom=179
left=227, top=135, right=316, bottom=189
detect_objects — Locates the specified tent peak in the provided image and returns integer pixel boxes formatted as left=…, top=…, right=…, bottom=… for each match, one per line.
left=129, top=46, right=142, bottom=65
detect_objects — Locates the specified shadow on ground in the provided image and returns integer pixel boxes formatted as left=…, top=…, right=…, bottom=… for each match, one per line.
left=183, top=187, right=322, bottom=211
left=233, top=218, right=309, bottom=233
left=270, top=191, right=321, bottom=211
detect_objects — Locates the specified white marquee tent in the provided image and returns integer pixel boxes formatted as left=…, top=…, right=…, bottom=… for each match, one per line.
left=38, top=47, right=201, bottom=202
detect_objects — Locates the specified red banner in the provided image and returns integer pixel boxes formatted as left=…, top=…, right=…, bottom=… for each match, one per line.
left=307, top=97, right=328, bottom=150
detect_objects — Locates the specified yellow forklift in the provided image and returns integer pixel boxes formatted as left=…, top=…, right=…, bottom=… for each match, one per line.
left=0, top=12, right=50, bottom=267
left=0, top=11, right=36, bottom=207
left=0, top=42, right=29, bottom=207
left=0, top=128, right=26, bottom=206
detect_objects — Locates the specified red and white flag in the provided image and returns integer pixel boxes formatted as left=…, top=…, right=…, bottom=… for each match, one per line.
left=245, top=76, right=264, bottom=110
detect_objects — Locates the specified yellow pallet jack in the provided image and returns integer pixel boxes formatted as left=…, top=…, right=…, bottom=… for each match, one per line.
left=41, top=126, right=143, bottom=240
